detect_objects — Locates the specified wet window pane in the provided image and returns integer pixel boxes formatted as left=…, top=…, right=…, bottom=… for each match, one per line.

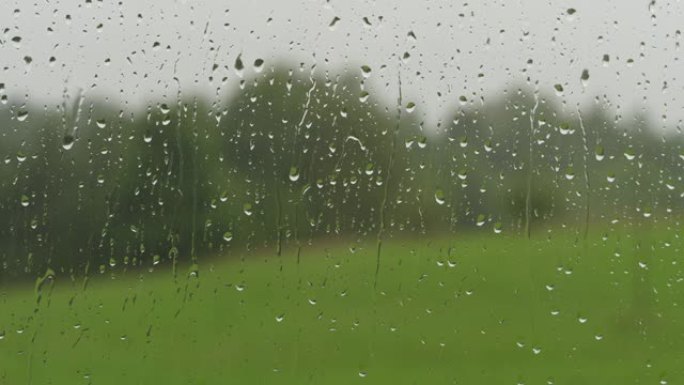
left=1, top=1, right=683, bottom=384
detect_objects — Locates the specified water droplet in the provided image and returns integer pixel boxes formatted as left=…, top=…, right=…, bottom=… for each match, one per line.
left=405, top=102, right=416, bottom=113
left=219, top=191, right=229, bottom=202
left=434, top=188, right=446, bottom=205
left=223, top=231, right=233, bottom=242
left=402, top=51, right=411, bottom=62
left=62, top=135, right=75, bottom=150
left=554, top=84, right=564, bottom=94
left=329, top=16, right=341, bottom=29
left=484, top=140, right=493, bottom=152
left=559, top=122, right=573, bottom=135
left=580, top=69, right=590, bottom=86
left=364, top=163, right=374, bottom=175
left=253, top=58, right=264, bottom=73
left=20, top=195, right=30, bottom=208
left=602, top=54, right=610, bottom=66
left=594, top=145, right=605, bottom=161
left=360, top=65, right=372, bottom=78
left=234, top=54, right=244, bottom=77
left=565, top=168, right=575, bottom=180
left=243, top=203, right=253, bottom=216
left=11, top=36, right=22, bottom=48
left=16, top=110, right=28, bottom=122
left=289, top=166, right=300, bottom=182
left=459, top=136, right=468, bottom=148
left=624, top=149, right=636, bottom=160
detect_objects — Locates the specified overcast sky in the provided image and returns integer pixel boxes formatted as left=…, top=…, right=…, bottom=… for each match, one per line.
left=1, top=0, right=682, bottom=129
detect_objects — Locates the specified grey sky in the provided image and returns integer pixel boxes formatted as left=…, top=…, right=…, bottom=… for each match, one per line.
left=1, top=0, right=681, bottom=129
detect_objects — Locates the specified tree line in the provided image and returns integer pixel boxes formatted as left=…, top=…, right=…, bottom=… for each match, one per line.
left=1, top=65, right=681, bottom=280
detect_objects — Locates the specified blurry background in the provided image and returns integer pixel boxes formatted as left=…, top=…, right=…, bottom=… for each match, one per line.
left=1, top=1, right=683, bottom=384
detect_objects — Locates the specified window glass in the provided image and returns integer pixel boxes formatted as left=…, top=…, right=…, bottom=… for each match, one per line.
left=1, top=1, right=683, bottom=384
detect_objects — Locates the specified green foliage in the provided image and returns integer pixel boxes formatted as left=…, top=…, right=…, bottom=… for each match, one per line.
left=1, top=70, right=682, bottom=279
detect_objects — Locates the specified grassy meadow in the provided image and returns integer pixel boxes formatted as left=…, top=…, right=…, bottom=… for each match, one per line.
left=1, top=224, right=683, bottom=385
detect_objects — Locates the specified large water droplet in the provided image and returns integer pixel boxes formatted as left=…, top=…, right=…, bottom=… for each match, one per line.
left=289, top=166, right=300, bottom=182
left=360, top=65, right=372, bottom=78
left=594, top=145, right=605, bottom=161
left=434, top=188, right=445, bottom=205
left=580, top=69, right=590, bottom=86
left=62, top=135, right=75, bottom=150
left=554, top=84, right=564, bottom=95
left=16, top=110, right=28, bottom=122
left=234, top=54, right=244, bottom=77
left=624, top=149, right=636, bottom=160
left=253, top=58, right=264, bottom=73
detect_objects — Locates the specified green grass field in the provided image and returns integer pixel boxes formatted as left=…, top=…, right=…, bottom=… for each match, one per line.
left=2, top=225, right=684, bottom=384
